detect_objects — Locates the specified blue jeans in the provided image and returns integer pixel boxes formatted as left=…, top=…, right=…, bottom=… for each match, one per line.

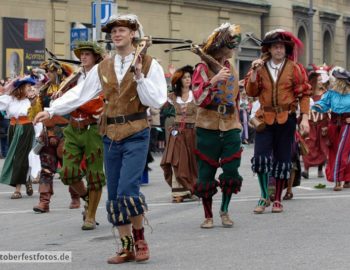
left=104, top=128, right=150, bottom=226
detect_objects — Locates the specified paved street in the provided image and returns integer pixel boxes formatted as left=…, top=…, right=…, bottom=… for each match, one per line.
left=0, top=145, right=349, bottom=270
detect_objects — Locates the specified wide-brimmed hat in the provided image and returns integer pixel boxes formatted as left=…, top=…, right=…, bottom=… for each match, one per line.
left=101, top=14, right=144, bottom=38
left=73, top=40, right=104, bottom=62
left=13, top=77, right=36, bottom=89
left=261, top=29, right=303, bottom=61
left=171, top=65, right=193, bottom=87
left=332, top=68, right=350, bottom=84
left=40, top=60, right=74, bottom=77
left=201, top=23, right=241, bottom=55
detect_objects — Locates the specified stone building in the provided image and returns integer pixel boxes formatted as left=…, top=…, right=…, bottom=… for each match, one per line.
left=0, top=0, right=349, bottom=78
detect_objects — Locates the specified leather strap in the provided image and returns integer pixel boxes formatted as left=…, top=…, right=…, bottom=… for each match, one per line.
left=262, top=104, right=291, bottom=113
left=205, top=104, right=235, bottom=114
left=107, top=112, right=147, bottom=125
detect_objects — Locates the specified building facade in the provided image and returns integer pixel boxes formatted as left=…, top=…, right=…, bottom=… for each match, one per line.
left=0, top=0, right=349, bottom=78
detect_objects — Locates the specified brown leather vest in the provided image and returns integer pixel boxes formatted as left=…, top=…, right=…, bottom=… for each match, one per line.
left=169, top=92, right=197, bottom=124
left=195, top=63, right=241, bottom=131
left=98, top=54, right=153, bottom=141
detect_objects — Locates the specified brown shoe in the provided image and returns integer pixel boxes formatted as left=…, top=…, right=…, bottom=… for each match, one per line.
left=200, top=218, right=214, bottom=229
left=107, top=249, right=135, bottom=264
left=220, top=211, right=234, bottom=228
left=253, top=198, right=270, bottom=214
left=343, top=182, right=350, bottom=188
left=333, top=182, right=343, bottom=191
left=134, top=240, right=150, bottom=262
left=271, top=201, right=283, bottom=213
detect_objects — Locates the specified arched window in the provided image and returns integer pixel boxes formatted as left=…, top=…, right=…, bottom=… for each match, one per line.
left=347, top=35, right=350, bottom=70
left=323, top=30, right=332, bottom=64
left=297, top=26, right=307, bottom=66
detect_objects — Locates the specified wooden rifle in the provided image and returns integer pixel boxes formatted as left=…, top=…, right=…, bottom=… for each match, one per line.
left=98, top=36, right=192, bottom=73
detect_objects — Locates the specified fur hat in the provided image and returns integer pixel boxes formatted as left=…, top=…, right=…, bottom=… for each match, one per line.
left=261, top=29, right=303, bottom=61
left=102, top=14, right=144, bottom=38
left=201, top=23, right=241, bottom=55
left=73, top=40, right=104, bottom=62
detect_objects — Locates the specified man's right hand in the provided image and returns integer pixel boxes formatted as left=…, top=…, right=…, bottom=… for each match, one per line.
left=210, top=67, right=231, bottom=86
left=251, top=59, right=264, bottom=71
left=33, top=111, right=50, bottom=125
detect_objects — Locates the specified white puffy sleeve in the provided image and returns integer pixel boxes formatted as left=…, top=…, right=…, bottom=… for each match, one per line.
left=45, top=65, right=102, bottom=117
left=135, top=59, right=167, bottom=109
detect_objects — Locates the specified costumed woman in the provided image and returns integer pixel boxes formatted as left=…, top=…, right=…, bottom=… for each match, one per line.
left=301, top=64, right=331, bottom=179
left=0, top=77, right=36, bottom=198
left=160, top=65, right=198, bottom=203
left=312, top=67, right=350, bottom=191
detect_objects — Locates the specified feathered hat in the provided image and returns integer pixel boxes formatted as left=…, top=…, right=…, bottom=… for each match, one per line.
left=309, top=63, right=332, bottom=83
left=73, top=40, right=104, bottom=62
left=13, top=77, right=36, bottom=89
left=40, top=60, right=74, bottom=77
left=102, top=14, right=144, bottom=39
left=201, top=23, right=241, bottom=55
left=171, top=65, right=194, bottom=87
left=261, top=29, right=303, bottom=61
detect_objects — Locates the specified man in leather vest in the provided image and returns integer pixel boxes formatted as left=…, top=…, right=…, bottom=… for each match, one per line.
left=192, top=23, right=243, bottom=229
left=34, top=14, right=167, bottom=264
left=245, top=29, right=311, bottom=214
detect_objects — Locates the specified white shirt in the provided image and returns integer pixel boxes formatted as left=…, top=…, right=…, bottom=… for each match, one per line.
left=250, top=100, right=260, bottom=119
left=167, top=91, right=193, bottom=105
left=267, top=59, right=285, bottom=82
left=46, top=53, right=167, bottom=117
left=0, top=95, right=31, bottom=118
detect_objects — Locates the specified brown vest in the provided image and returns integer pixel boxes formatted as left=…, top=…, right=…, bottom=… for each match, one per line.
left=195, top=63, right=241, bottom=131
left=98, top=54, right=153, bottom=141
left=169, top=92, right=197, bottom=124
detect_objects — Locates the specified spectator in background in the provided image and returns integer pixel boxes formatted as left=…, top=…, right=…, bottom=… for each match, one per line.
left=0, top=111, right=9, bottom=158
left=149, top=107, right=161, bottom=153
left=239, top=82, right=250, bottom=144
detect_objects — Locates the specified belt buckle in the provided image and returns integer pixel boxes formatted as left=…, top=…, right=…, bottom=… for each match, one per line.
left=217, top=104, right=227, bottom=114
left=274, top=106, right=283, bottom=113
left=117, top=115, right=126, bottom=124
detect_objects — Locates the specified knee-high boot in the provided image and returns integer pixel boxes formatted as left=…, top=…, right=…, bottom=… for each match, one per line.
left=69, top=186, right=81, bottom=209
left=82, top=189, right=102, bottom=230
left=33, top=183, right=53, bottom=213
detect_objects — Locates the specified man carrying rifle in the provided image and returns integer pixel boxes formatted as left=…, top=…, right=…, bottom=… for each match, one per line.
left=245, top=29, right=311, bottom=214
left=36, top=41, right=106, bottom=230
left=192, top=23, right=243, bottom=229
left=34, top=14, right=167, bottom=264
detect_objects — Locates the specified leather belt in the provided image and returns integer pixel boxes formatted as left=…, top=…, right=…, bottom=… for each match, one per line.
left=263, top=104, right=291, bottom=113
left=10, top=116, right=31, bottom=125
left=107, top=112, right=147, bottom=125
left=206, top=104, right=235, bottom=114
left=70, top=116, right=97, bottom=129
left=175, top=123, right=195, bottom=129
